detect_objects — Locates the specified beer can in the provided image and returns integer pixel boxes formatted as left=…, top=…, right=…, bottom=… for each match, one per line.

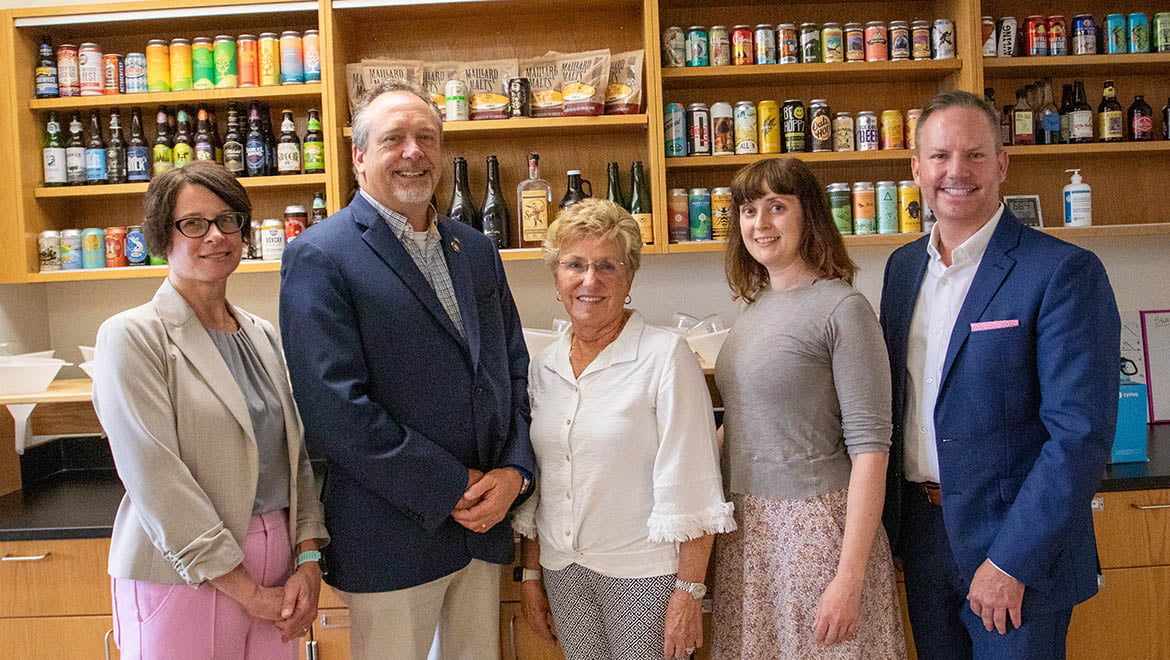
left=57, top=44, right=80, bottom=97
left=125, top=53, right=147, bottom=93
left=732, top=25, right=754, bottom=65
left=105, top=227, right=128, bottom=268
left=880, top=109, right=904, bottom=149
left=781, top=99, right=806, bottom=153
left=734, top=101, right=758, bottom=154
left=712, top=188, right=733, bottom=241
left=1073, top=14, right=1097, bottom=55
left=169, top=38, right=192, bottom=91
left=912, top=20, right=934, bottom=60
left=997, top=17, right=1018, bottom=57
left=687, top=102, right=712, bottom=155
left=79, top=43, right=104, bottom=96
left=759, top=100, right=781, bottom=154
left=778, top=24, right=800, bottom=64
left=303, top=29, right=321, bottom=82
left=822, top=23, right=844, bottom=62
left=809, top=100, right=832, bottom=152
left=845, top=23, right=866, bottom=62
left=688, top=188, right=712, bottom=241
left=711, top=102, right=734, bottom=155
left=905, top=108, right=922, bottom=150
left=865, top=21, right=888, bottom=61
left=686, top=26, right=709, bottom=66
left=827, top=183, right=853, bottom=235
left=60, top=229, right=83, bottom=270
left=280, top=31, right=305, bottom=84
left=933, top=19, right=956, bottom=59
left=1105, top=14, right=1127, bottom=54
left=889, top=21, right=911, bottom=61
left=237, top=35, right=258, bottom=87
left=898, top=181, right=923, bottom=233
left=665, top=103, right=687, bottom=156
left=1129, top=13, right=1150, bottom=53
left=710, top=26, right=731, bottom=66
left=857, top=111, right=878, bottom=151
left=876, top=182, right=898, bottom=234
left=662, top=26, right=686, bottom=68
left=102, top=53, right=125, bottom=95
left=259, top=33, right=281, bottom=86
left=507, top=77, right=532, bottom=117
left=445, top=79, right=469, bottom=121
left=832, top=112, right=855, bottom=151
left=260, top=218, right=286, bottom=261
left=800, top=23, right=821, bottom=63
left=851, top=182, right=876, bottom=235
left=145, top=40, right=170, bottom=92
left=982, top=16, right=998, bottom=56
left=1048, top=16, right=1068, bottom=56
left=755, top=24, right=777, bottom=64
left=1155, top=13, right=1170, bottom=52
left=213, top=35, right=238, bottom=88
left=1025, top=16, right=1048, bottom=57
left=81, top=227, right=106, bottom=269
left=668, top=188, right=689, bottom=243
left=126, top=226, right=148, bottom=266
left=38, top=231, right=61, bottom=272
left=192, top=37, right=215, bottom=89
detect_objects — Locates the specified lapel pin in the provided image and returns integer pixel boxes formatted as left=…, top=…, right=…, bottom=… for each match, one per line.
left=451, top=237, right=461, bottom=253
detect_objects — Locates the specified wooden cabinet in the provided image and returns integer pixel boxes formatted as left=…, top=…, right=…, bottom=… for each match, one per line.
left=0, top=615, right=118, bottom=659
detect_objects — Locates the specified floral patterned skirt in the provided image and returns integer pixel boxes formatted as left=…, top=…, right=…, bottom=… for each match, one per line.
left=711, top=489, right=907, bottom=660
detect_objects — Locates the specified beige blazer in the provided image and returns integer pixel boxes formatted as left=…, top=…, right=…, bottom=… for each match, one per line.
left=93, top=279, right=328, bottom=585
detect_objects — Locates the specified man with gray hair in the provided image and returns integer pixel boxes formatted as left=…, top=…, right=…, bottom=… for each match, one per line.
left=279, top=82, right=536, bottom=660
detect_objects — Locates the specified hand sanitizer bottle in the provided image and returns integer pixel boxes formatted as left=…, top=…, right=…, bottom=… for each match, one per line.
left=1063, top=168, right=1092, bottom=227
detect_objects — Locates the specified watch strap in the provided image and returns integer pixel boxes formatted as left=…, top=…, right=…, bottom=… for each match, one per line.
left=296, top=550, right=323, bottom=567
left=521, top=568, right=543, bottom=582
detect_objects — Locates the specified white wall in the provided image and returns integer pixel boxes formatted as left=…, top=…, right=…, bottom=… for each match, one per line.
left=0, top=283, right=49, bottom=356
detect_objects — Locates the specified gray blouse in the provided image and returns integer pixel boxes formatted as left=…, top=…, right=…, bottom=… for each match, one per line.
left=714, top=278, right=892, bottom=501
left=207, top=327, right=290, bottom=515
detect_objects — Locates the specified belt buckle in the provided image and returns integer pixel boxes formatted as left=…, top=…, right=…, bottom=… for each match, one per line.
left=919, top=481, right=942, bottom=507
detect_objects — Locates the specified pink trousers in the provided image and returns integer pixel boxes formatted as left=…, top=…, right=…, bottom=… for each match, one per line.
left=111, top=509, right=299, bottom=660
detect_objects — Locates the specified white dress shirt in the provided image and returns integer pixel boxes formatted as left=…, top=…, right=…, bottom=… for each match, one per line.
left=903, top=204, right=1004, bottom=483
left=512, top=312, right=735, bottom=579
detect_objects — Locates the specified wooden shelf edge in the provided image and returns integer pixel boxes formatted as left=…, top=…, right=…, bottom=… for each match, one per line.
left=341, top=114, right=648, bottom=139
left=29, top=84, right=324, bottom=111
left=499, top=248, right=544, bottom=262
left=666, top=150, right=913, bottom=169
left=33, top=174, right=327, bottom=198
left=983, top=52, right=1170, bottom=70
left=1005, top=142, right=1170, bottom=157
left=1041, top=223, right=1170, bottom=239
left=661, top=59, right=962, bottom=82
left=26, top=259, right=282, bottom=282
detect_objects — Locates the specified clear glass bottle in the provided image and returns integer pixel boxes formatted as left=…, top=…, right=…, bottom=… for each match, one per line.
left=515, top=152, right=552, bottom=249
left=1011, top=88, right=1035, bottom=145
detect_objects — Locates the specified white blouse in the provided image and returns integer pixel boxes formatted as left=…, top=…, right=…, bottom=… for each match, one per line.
left=512, top=312, right=735, bottom=579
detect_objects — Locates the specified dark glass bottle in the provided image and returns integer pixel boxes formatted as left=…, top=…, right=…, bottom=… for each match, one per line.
left=223, top=108, right=245, bottom=177
left=559, top=170, right=591, bottom=209
left=194, top=107, right=214, bottom=161
left=1163, top=97, right=1170, bottom=141
left=1097, top=80, right=1124, bottom=142
left=245, top=102, right=266, bottom=177
left=261, top=103, right=277, bottom=176
left=42, top=111, right=67, bottom=186
left=35, top=35, right=58, bottom=98
left=172, top=108, right=193, bottom=167
left=1058, top=83, right=1074, bottom=144
left=605, top=162, right=627, bottom=210
left=105, top=108, right=128, bottom=184
left=65, top=110, right=86, bottom=185
left=446, top=156, right=481, bottom=230
left=311, top=192, right=327, bottom=225
left=480, top=155, right=510, bottom=249
left=1127, top=95, right=1154, bottom=141
left=277, top=109, right=302, bottom=175
left=303, top=109, right=325, bottom=174
left=999, top=105, right=1012, bottom=147
left=84, top=109, right=107, bottom=184
left=127, top=107, right=150, bottom=182
left=152, top=106, right=173, bottom=176
left=983, top=87, right=996, bottom=106
left=208, top=106, right=223, bottom=163
left=1069, top=80, right=1094, bottom=144
left=629, top=161, right=653, bottom=245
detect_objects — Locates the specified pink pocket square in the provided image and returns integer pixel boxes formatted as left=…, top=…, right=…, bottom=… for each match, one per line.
left=970, top=319, right=1019, bottom=332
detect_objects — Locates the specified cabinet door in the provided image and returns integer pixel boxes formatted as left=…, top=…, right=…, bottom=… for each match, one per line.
left=0, top=615, right=118, bottom=658
left=0, top=537, right=111, bottom=616
left=500, top=602, right=565, bottom=660
left=1067, top=565, right=1170, bottom=660
left=1092, top=489, right=1170, bottom=569
left=311, top=608, right=352, bottom=659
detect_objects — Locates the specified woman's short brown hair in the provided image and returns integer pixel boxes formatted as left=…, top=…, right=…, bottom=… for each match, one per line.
left=725, top=158, right=856, bottom=302
left=143, top=161, right=252, bottom=256
left=541, top=198, right=642, bottom=273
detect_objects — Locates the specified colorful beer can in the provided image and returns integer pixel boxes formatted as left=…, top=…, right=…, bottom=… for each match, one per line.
left=688, top=188, right=712, bottom=241
left=845, top=23, right=866, bottom=62
left=57, top=44, right=80, bottom=97
left=758, top=100, right=781, bottom=153
left=169, top=38, right=193, bottom=91
left=800, top=23, right=821, bottom=63
left=755, top=24, right=777, bottom=64
left=851, top=182, right=876, bottom=235
left=711, top=188, right=732, bottom=241
left=933, top=19, right=956, bottom=59
left=79, top=43, right=103, bottom=96
left=125, top=52, right=148, bottom=93
left=102, top=53, right=125, bottom=95
left=1106, top=14, right=1128, bottom=54
left=126, top=226, right=148, bottom=266
left=809, top=100, right=832, bottom=152
left=865, top=21, right=888, bottom=61
left=687, top=102, right=711, bottom=155
left=668, top=189, right=689, bottom=243
left=81, top=228, right=106, bottom=269
left=822, top=23, right=844, bottom=62
left=303, top=29, right=321, bottom=82
left=734, top=101, right=758, bottom=154
left=857, top=111, right=878, bottom=151
left=105, top=227, right=128, bottom=268
left=664, top=103, right=686, bottom=157
left=905, top=108, right=922, bottom=150
left=777, top=24, right=799, bottom=64
left=832, top=112, right=855, bottom=151
left=711, top=102, right=734, bottom=155
left=662, top=26, right=685, bottom=68
left=827, top=183, right=853, bottom=234
left=1073, top=14, right=1097, bottom=55
left=259, top=33, right=281, bottom=86
left=732, top=26, right=754, bottom=65
left=192, top=37, right=216, bottom=89
left=898, top=181, right=922, bottom=233
left=280, top=31, right=304, bottom=84
left=1026, top=16, right=1048, bottom=56
left=1048, top=16, right=1068, bottom=56
left=260, top=219, right=285, bottom=261
left=912, top=20, right=934, bottom=59
left=889, top=21, right=911, bottom=60
left=146, top=39, right=170, bottom=92
left=1154, top=13, right=1170, bottom=52
left=781, top=99, right=806, bottom=152
left=686, top=26, right=709, bottom=66
left=709, top=26, right=731, bottom=66
left=237, top=35, right=258, bottom=87
left=214, top=35, right=239, bottom=88
left=1129, top=13, right=1150, bottom=53
left=39, top=231, right=61, bottom=272
left=876, top=182, right=898, bottom=234
left=60, top=229, right=82, bottom=270
left=982, top=16, right=998, bottom=56
left=880, top=109, right=904, bottom=149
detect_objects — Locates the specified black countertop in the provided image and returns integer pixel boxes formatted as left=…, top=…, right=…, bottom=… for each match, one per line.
left=3, top=429, right=1170, bottom=542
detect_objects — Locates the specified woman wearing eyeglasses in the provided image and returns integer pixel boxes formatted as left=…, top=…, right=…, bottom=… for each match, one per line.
left=92, top=161, right=328, bottom=660
left=512, top=199, right=734, bottom=660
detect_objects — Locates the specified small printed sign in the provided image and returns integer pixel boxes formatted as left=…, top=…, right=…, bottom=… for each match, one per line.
left=1004, top=195, right=1043, bottom=227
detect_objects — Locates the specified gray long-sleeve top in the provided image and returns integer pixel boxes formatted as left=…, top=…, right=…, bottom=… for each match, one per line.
left=714, top=278, right=892, bottom=501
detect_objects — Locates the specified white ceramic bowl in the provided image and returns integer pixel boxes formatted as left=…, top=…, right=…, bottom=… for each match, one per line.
left=0, top=358, right=69, bottom=395
left=686, top=328, right=731, bottom=366
left=79, top=345, right=96, bottom=362
left=523, top=328, right=564, bottom=359
left=79, top=361, right=97, bottom=380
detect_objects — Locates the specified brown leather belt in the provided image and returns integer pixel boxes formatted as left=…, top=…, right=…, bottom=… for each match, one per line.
left=913, top=481, right=942, bottom=507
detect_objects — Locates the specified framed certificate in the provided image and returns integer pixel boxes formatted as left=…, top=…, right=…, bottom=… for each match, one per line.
left=1140, top=310, right=1170, bottom=423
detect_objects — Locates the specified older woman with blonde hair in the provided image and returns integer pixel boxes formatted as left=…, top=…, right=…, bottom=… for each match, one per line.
left=513, top=199, right=735, bottom=660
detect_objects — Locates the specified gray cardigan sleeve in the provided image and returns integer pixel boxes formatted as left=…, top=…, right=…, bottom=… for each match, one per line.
left=827, top=292, right=893, bottom=455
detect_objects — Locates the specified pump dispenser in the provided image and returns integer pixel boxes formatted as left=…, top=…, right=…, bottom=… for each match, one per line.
left=1063, top=169, right=1092, bottom=227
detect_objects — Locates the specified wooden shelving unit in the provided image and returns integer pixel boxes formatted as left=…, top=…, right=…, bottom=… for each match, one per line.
left=667, top=150, right=913, bottom=170
left=661, top=59, right=963, bottom=88
left=28, top=84, right=322, bottom=111
left=340, top=114, right=649, bottom=139
left=33, top=173, right=327, bottom=198
left=983, top=53, right=1170, bottom=78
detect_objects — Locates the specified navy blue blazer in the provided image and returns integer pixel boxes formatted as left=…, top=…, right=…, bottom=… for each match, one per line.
left=279, top=193, right=536, bottom=593
left=879, top=209, right=1120, bottom=614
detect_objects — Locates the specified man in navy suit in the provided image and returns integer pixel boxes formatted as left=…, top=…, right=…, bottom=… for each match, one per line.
left=279, top=82, right=535, bottom=660
left=879, top=90, right=1120, bottom=659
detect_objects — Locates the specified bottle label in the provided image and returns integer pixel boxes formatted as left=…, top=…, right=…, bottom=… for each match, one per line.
left=224, top=142, right=245, bottom=173
left=1071, top=110, right=1093, bottom=139
left=281, top=117, right=295, bottom=133
left=195, top=143, right=215, bottom=160
left=632, top=212, right=654, bottom=244
left=520, top=189, right=550, bottom=243
left=277, top=143, right=301, bottom=173
left=152, top=144, right=174, bottom=174
left=1064, top=190, right=1091, bottom=226
left=1133, top=115, right=1153, bottom=138
left=245, top=140, right=265, bottom=172
left=303, top=141, right=325, bottom=172
left=307, top=118, right=322, bottom=131
left=105, top=147, right=125, bottom=180
left=127, top=145, right=150, bottom=181
left=66, top=146, right=86, bottom=182
left=1013, top=111, right=1033, bottom=138
left=85, top=148, right=107, bottom=181
left=43, top=147, right=67, bottom=183
left=36, top=66, right=58, bottom=96
left=173, top=143, right=193, bottom=167
left=46, top=120, right=60, bottom=135
left=1041, top=112, right=1061, bottom=133
left=1101, top=110, right=1123, bottom=139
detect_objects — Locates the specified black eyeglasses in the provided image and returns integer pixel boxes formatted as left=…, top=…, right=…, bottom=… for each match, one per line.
left=173, top=211, right=248, bottom=238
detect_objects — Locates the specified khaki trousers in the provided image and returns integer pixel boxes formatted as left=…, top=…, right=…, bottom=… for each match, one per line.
left=339, top=559, right=500, bottom=660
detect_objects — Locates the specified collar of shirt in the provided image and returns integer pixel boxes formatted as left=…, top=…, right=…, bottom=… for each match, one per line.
left=925, top=202, right=1004, bottom=273
left=360, top=189, right=440, bottom=241
left=549, top=311, right=645, bottom=382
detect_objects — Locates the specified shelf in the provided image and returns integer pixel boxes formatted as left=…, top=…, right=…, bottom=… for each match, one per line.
left=13, top=1, right=317, bottom=27
left=499, top=248, right=543, bottom=262
left=332, top=0, right=638, bottom=18
left=29, top=85, right=323, bottom=111
left=26, top=259, right=282, bottom=282
left=666, top=150, right=913, bottom=170
left=33, top=173, right=328, bottom=198
left=1041, top=222, right=1170, bottom=240
left=1004, top=142, right=1170, bottom=158
left=341, top=114, right=648, bottom=140
left=660, top=59, right=962, bottom=89
left=983, top=53, right=1170, bottom=79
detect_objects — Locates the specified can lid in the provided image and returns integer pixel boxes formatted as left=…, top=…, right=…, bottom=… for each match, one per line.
left=281, top=30, right=302, bottom=36
left=898, top=180, right=918, bottom=187
left=844, top=22, right=863, bottom=28
left=80, top=42, right=99, bottom=47
left=62, top=229, right=83, bottom=235
left=826, top=183, right=850, bottom=190
left=285, top=205, right=307, bottom=214
left=735, top=100, right=754, bottom=105
left=689, top=188, right=710, bottom=194
left=876, top=181, right=897, bottom=187
left=866, top=21, right=886, bottom=26
left=754, top=23, right=774, bottom=29
left=687, top=102, right=709, bottom=109
left=890, top=20, right=909, bottom=27
left=800, top=22, right=818, bottom=28
left=783, top=99, right=802, bottom=103
left=779, top=23, right=797, bottom=29
left=670, top=188, right=688, bottom=195
left=170, top=38, right=190, bottom=44
left=239, top=34, right=257, bottom=40
left=852, top=181, right=875, bottom=189
left=710, top=25, right=727, bottom=30
left=823, top=22, right=841, bottom=28
left=147, top=39, right=166, bottom=45
left=712, top=187, right=732, bottom=193
left=687, top=26, right=707, bottom=30
left=810, top=99, right=828, bottom=104
left=834, top=112, right=852, bottom=117
left=214, top=35, right=234, bottom=41
left=260, top=32, right=279, bottom=38
left=193, top=37, right=213, bottom=43
left=304, top=29, right=319, bottom=35
left=858, top=110, right=877, bottom=115
left=733, top=24, right=752, bottom=29
left=127, top=52, right=145, bottom=58
left=127, top=225, right=143, bottom=231
left=40, top=230, right=60, bottom=236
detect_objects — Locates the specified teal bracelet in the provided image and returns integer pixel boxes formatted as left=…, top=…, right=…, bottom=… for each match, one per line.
left=296, top=550, right=322, bottom=567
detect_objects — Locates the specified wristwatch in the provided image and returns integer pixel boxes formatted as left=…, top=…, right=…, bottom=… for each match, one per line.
left=521, top=568, right=543, bottom=582
left=297, top=550, right=328, bottom=576
left=675, top=578, right=706, bottom=600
